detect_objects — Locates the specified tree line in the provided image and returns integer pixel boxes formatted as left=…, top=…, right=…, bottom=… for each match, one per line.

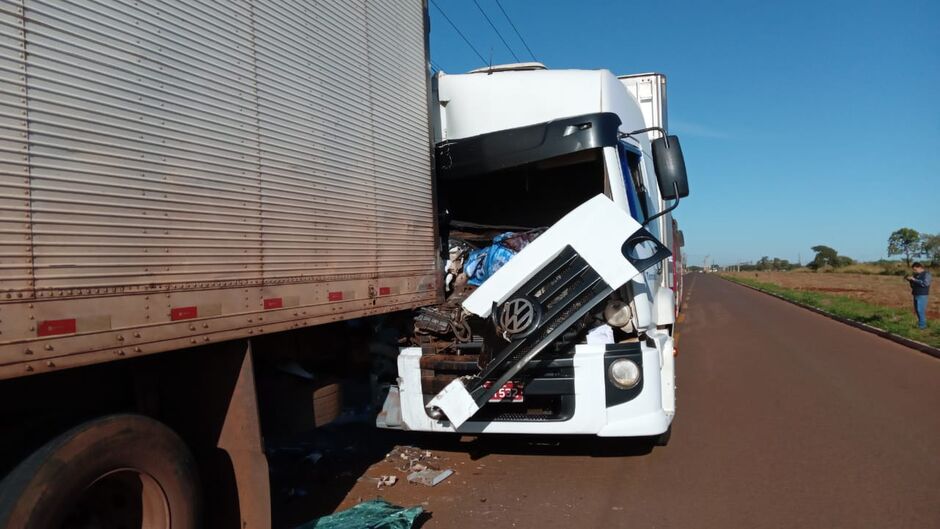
left=807, top=228, right=938, bottom=271
left=734, top=228, right=938, bottom=273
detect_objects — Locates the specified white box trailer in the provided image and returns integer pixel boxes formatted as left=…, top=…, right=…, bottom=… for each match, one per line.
left=618, top=73, right=668, bottom=133
left=0, top=0, right=439, bottom=379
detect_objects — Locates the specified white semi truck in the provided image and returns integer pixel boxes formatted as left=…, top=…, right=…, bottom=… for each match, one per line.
left=0, top=2, right=688, bottom=527
left=379, top=65, right=690, bottom=436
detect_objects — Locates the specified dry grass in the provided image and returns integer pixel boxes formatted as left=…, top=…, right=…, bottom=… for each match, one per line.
left=725, top=271, right=939, bottom=320
left=791, top=262, right=910, bottom=275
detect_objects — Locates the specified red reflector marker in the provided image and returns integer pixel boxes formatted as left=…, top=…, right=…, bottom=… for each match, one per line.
left=264, top=298, right=283, bottom=310
left=379, top=287, right=391, bottom=296
left=38, top=318, right=77, bottom=337
left=170, top=306, right=198, bottom=321
left=328, top=291, right=343, bottom=302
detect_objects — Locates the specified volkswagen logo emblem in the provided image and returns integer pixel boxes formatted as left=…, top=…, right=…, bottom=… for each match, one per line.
left=498, top=297, right=541, bottom=338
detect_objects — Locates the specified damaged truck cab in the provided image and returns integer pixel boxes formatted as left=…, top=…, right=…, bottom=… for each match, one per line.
left=380, top=65, right=691, bottom=437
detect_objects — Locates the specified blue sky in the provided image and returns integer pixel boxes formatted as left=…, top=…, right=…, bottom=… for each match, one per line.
left=427, top=0, right=940, bottom=265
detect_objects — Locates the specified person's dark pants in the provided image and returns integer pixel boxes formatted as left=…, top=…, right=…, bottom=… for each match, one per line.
left=913, top=295, right=928, bottom=329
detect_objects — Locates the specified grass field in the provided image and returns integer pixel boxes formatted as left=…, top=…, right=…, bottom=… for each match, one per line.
left=808, top=262, right=909, bottom=275
left=721, top=271, right=939, bottom=348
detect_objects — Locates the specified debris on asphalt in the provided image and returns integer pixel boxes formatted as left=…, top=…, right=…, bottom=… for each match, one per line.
left=407, top=468, right=454, bottom=487
left=293, top=499, right=422, bottom=529
left=357, top=475, right=399, bottom=489
left=386, top=445, right=444, bottom=473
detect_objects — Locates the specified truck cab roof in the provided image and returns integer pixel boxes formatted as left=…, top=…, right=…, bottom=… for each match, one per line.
left=435, top=67, right=652, bottom=144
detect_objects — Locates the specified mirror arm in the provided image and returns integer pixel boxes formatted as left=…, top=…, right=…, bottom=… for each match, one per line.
left=619, top=127, right=669, bottom=147
left=642, top=182, right=680, bottom=228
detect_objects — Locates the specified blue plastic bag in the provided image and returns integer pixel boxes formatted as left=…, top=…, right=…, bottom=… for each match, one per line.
left=464, top=232, right=525, bottom=286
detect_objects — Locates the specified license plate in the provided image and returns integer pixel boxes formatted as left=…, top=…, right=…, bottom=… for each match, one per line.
left=483, top=381, right=524, bottom=403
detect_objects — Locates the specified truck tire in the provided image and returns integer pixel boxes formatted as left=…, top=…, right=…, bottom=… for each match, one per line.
left=0, top=414, right=201, bottom=529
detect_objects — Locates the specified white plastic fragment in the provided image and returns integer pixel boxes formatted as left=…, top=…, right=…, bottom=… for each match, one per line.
left=407, top=468, right=453, bottom=487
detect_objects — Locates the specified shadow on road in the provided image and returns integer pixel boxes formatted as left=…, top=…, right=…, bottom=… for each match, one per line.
left=446, top=434, right=656, bottom=460
left=270, top=420, right=655, bottom=528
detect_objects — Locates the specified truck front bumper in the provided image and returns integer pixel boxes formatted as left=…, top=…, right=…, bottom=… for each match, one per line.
left=391, top=332, right=674, bottom=436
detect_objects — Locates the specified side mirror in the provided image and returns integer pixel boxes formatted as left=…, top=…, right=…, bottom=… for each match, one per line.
left=677, top=230, right=685, bottom=248
left=651, top=135, right=689, bottom=200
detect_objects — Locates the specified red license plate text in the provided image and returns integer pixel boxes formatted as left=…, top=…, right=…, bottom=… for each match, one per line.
left=484, top=381, right=524, bottom=403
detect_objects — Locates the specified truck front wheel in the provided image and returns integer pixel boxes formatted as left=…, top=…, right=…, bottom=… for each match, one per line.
left=0, top=414, right=201, bottom=529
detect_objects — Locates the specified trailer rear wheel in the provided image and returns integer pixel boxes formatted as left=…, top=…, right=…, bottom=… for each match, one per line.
left=0, top=414, right=200, bottom=529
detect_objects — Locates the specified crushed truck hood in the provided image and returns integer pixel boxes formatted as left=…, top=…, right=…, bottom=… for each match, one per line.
left=426, top=194, right=670, bottom=427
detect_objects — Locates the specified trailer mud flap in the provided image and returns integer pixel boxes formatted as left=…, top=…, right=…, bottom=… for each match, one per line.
left=426, top=194, right=670, bottom=427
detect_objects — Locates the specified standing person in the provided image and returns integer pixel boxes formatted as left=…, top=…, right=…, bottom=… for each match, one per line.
left=906, top=262, right=932, bottom=329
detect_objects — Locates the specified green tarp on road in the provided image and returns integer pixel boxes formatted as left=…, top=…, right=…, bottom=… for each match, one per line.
left=295, top=499, right=423, bottom=529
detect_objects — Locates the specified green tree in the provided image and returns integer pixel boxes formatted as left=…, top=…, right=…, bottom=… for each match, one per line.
left=887, top=228, right=921, bottom=266
left=756, top=256, right=771, bottom=271
left=809, top=245, right=839, bottom=270
left=922, top=233, right=940, bottom=266
left=768, top=257, right=793, bottom=271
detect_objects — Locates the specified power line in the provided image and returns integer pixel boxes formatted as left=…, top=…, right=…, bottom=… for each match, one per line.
left=429, top=0, right=487, bottom=65
left=493, top=0, right=537, bottom=62
left=471, top=0, right=520, bottom=62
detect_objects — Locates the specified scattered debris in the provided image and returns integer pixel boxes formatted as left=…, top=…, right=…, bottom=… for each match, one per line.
left=357, top=475, right=399, bottom=489
left=407, top=468, right=454, bottom=487
left=294, top=499, right=422, bottom=529
left=385, top=445, right=444, bottom=473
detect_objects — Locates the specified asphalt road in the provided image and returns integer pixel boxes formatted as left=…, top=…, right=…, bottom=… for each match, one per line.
left=287, top=273, right=940, bottom=528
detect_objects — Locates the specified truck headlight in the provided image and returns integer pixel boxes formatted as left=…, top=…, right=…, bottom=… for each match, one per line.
left=603, top=299, right=633, bottom=329
left=608, top=359, right=641, bottom=389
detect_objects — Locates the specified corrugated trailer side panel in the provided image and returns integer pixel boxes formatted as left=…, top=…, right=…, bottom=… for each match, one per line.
left=0, top=4, right=31, bottom=296
left=366, top=1, right=437, bottom=275
left=0, top=0, right=439, bottom=379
